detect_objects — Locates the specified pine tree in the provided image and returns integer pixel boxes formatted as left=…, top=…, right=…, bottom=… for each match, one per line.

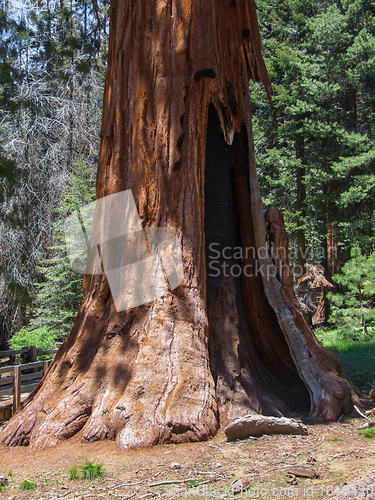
left=21, top=161, right=96, bottom=342
left=328, top=247, right=375, bottom=341
left=251, top=0, right=375, bottom=277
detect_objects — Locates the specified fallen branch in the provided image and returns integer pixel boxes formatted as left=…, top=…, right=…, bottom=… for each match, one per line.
left=193, top=471, right=224, bottom=476
left=354, top=405, right=375, bottom=426
left=149, top=480, right=187, bottom=487
left=246, top=464, right=303, bottom=477
left=121, top=494, right=136, bottom=500
left=136, top=467, right=151, bottom=474
left=153, top=470, right=166, bottom=479
left=109, top=482, right=142, bottom=490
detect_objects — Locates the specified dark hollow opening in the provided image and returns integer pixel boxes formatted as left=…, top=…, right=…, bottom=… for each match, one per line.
left=204, top=103, right=310, bottom=416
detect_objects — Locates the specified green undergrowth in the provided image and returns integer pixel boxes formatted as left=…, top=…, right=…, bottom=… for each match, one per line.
left=68, top=465, right=80, bottom=480
left=69, top=461, right=105, bottom=481
left=358, top=426, right=375, bottom=439
left=316, top=329, right=375, bottom=392
left=19, top=479, right=36, bottom=490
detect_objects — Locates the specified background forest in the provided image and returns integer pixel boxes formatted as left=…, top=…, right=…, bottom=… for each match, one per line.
left=0, top=0, right=374, bottom=391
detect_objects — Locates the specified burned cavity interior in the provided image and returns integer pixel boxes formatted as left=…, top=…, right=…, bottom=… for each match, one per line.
left=204, top=104, right=310, bottom=417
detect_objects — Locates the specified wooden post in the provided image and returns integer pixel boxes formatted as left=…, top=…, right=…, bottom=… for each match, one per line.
left=13, top=365, right=21, bottom=414
left=43, top=360, right=49, bottom=377
left=20, top=347, right=27, bottom=365
left=30, top=345, right=37, bottom=374
left=29, top=346, right=37, bottom=363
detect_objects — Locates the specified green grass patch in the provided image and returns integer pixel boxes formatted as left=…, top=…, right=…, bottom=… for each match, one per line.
left=315, top=329, right=375, bottom=392
left=68, top=461, right=105, bottom=480
left=80, top=461, right=105, bottom=480
left=68, top=465, right=80, bottom=480
left=327, top=437, right=340, bottom=442
left=19, top=479, right=36, bottom=490
left=358, top=426, right=375, bottom=439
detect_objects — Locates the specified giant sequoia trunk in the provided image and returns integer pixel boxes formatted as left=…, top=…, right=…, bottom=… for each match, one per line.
left=0, top=0, right=357, bottom=451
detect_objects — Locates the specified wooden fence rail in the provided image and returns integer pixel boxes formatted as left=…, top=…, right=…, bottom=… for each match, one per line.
left=0, top=346, right=59, bottom=418
left=0, top=345, right=59, bottom=361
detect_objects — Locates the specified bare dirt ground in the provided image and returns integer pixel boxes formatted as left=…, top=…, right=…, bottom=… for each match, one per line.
left=1, top=415, right=375, bottom=500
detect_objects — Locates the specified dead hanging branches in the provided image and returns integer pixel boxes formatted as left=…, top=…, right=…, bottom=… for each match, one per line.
left=296, top=264, right=334, bottom=326
left=0, top=63, right=104, bottom=343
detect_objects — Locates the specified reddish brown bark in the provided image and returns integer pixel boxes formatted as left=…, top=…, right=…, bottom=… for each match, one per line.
left=0, top=0, right=357, bottom=451
left=295, top=139, right=307, bottom=273
left=325, top=165, right=340, bottom=278
left=312, top=291, right=328, bottom=327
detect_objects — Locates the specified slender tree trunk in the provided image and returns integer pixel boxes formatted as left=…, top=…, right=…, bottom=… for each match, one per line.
left=0, top=0, right=357, bottom=451
left=295, top=138, right=306, bottom=274
left=325, top=169, right=339, bottom=279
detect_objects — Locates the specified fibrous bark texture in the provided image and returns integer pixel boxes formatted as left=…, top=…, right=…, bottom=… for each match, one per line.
left=0, top=0, right=357, bottom=451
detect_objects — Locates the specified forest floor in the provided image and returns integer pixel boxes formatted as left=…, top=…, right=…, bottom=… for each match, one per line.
left=1, top=414, right=375, bottom=500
